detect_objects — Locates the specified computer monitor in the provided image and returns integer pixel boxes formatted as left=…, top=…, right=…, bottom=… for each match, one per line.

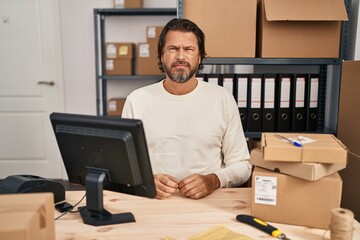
left=50, top=112, right=156, bottom=226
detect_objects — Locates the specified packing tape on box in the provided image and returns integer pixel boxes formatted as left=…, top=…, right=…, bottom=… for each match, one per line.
left=329, top=208, right=355, bottom=240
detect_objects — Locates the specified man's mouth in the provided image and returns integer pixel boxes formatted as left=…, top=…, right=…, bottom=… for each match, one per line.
left=172, top=61, right=190, bottom=68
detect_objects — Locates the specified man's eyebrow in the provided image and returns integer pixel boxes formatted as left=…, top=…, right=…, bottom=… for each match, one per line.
left=166, top=44, right=179, bottom=48
left=166, top=44, right=196, bottom=49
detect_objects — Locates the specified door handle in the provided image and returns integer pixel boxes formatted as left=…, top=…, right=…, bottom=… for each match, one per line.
left=38, top=81, right=55, bottom=86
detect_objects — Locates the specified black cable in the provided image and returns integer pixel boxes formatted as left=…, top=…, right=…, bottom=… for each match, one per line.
left=54, top=193, right=86, bottom=220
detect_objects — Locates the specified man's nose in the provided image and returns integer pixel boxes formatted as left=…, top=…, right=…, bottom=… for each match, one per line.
left=176, top=48, right=186, bottom=60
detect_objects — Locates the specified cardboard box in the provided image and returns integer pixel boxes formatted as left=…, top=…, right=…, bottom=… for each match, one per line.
left=108, top=98, right=126, bottom=116
left=183, top=0, right=256, bottom=57
left=0, top=211, right=42, bottom=240
left=261, top=133, right=348, bottom=164
left=338, top=61, right=360, bottom=221
left=106, top=43, right=134, bottom=75
left=251, top=167, right=342, bottom=229
left=136, top=26, right=164, bottom=76
left=146, top=26, right=163, bottom=44
left=339, top=152, right=360, bottom=221
left=106, top=42, right=134, bottom=59
left=136, top=42, right=163, bottom=76
left=106, top=59, right=133, bottom=75
left=250, top=148, right=346, bottom=181
left=338, top=61, right=360, bottom=156
left=257, top=0, right=348, bottom=58
left=114, top=0, right=142, bottom=8
left=0, top=193, right=55, bottom=240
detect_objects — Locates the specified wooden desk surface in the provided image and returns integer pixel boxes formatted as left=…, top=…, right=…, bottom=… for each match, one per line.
left=56, top=188, right=360, bottom=240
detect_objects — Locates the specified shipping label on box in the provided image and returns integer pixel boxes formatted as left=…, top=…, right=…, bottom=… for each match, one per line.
left=251, top=167, right=342, bottom=229
left=106, top=59, right=114, bottom=70
left=261, top=133, right=348, bottom=164
left=106, top=44, right=117, bottom=58
left=253, top=174, right=277, bottom=205
left=118, top=45, right=129, bottom=56
left=138, top=43, right=150, bottom=58
left=250, top=148, right=346, bottom=181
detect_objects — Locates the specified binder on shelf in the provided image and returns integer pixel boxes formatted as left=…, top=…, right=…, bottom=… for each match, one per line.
left=236, top=74, right=249, bottom=131
left=221, top=74, right=235, bottom=98
left=276, top=74, right=293, bottom=132
left=306, top=74, right=319, bottom=131
left=261, top=74, right=276, bottom=132
left=247, top=74, right=262, bottom=132
left=196, top=73, right=207, bottom=82
left=292, top=74, right=307, bottom=132
left=207, top=74, right=221, bottom=86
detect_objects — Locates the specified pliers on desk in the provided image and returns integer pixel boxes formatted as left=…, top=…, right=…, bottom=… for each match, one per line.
left=236, top=214, right=291, bottom=240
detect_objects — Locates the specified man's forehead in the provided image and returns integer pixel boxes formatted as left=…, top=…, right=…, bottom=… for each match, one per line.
left=165, top=31, right=198, bottom=46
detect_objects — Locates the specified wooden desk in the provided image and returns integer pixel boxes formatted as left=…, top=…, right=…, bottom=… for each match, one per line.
left=56, top=188, right=360, bottom=240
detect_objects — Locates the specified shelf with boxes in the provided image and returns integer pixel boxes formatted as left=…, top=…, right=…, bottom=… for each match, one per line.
left=93, top=8, right=177, bottom=116
left=177, top=0, right=351, bottom=139
left=94, top=0, right=351, bottom=139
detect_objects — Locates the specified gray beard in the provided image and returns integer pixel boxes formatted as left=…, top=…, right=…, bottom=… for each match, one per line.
left=163, top=62, right=198, bottom=83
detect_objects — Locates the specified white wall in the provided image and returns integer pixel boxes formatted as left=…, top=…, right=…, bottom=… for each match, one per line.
left=59, top=0, right=359, bottom=116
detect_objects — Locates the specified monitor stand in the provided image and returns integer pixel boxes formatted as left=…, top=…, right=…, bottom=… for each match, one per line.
left=78, top=167, right=135, bottom=226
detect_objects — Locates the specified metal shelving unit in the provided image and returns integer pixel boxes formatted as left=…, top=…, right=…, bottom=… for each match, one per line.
left=94, top=0, right=351, bottom=138
left=202, top=58, right=341, bottom=65
left=94, top=8, right=177, bottom=115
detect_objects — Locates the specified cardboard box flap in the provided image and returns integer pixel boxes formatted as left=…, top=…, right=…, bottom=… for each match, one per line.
left=250, top=148, right=346, bottom=181
left=261, top=133, right=348, bottom=163
left=264, top=0, right=348, bottom=22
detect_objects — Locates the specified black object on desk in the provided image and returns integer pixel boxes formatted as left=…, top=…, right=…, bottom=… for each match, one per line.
left=0, top=174, right=65, bottom=203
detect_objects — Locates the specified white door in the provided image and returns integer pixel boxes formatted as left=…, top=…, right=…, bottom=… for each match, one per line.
left=0, top=0, right=65, bottom=179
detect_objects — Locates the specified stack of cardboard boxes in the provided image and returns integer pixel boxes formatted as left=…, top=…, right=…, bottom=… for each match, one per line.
left=250, top=133, right=348, bottom=229
left=137, top=26, right=164, bottom=75
left=106, top=26, right=164, bottom=116
left=105, top=26, right=164, bottom=78
left=105, top=42, right=134, bottom=75
left=183, top=0, right=348, bottom=58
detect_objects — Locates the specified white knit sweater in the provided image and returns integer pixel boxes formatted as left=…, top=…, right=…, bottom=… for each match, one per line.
left=122, top=80, right=251, bottom=187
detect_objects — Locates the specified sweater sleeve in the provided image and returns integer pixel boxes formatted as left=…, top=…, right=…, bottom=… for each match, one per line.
left=213, top=95, right=252, bottom=187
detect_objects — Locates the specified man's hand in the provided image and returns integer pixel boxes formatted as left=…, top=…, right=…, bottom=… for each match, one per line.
left=178, top=173, right=220, bottom=199
left=153, top=174, right=179, bottom=200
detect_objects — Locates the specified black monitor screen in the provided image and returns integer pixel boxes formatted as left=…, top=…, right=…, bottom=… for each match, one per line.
left=50, top=112, right=156, bottom=226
